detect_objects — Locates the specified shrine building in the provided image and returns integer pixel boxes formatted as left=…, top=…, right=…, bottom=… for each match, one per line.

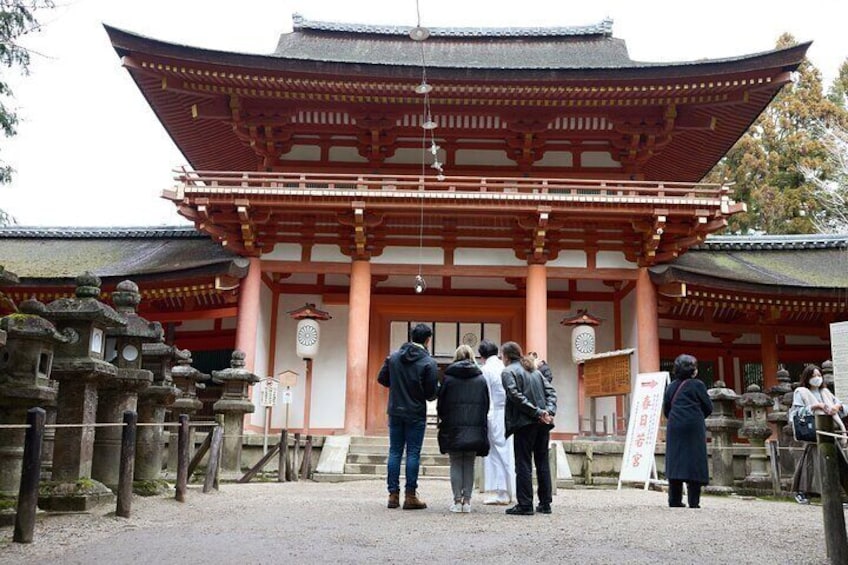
left=3, top=15, right=844, bottom=439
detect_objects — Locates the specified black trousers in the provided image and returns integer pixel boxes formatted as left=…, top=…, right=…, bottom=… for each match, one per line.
left=513, top=423, right=552, bottom=508
left=668, top=479, right=701, bottom=508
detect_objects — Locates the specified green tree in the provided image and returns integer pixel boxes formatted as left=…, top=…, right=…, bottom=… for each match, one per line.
left=0, top=0, right=54, bottom=195
left=828, top=59, right=848, bottom=109
left=706, top=34, right=848, bottom=234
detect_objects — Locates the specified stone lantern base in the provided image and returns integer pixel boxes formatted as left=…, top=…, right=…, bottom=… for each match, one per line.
left=38, top=478, right=114, bottom=511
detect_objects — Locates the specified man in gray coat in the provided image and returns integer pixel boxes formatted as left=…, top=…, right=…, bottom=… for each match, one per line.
left=501, top=341, right=557, bottom=515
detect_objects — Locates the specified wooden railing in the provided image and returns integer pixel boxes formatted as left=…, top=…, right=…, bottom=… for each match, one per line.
left=173, top=169, right=728, bottom=201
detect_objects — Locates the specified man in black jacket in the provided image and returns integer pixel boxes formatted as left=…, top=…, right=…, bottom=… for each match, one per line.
left=377, top=323, right=439, bottom=510
left=501, top=341, right=557, bottom=515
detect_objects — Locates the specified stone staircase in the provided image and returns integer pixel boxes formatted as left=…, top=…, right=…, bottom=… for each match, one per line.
left=313, top=433, right=450, bottom=482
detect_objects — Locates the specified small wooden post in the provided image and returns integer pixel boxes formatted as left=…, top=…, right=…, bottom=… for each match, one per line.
left=176, top=414, right=189, bottom=502
left=549, top=441, right=558, bottom=496
left=816, top=414, right=848, bottom=563
left=281, top=429, right=289, bottom=482
left=187, top=428, right=213, bottom=478
left=291, top=432, right=301, bottom=482
left=116, top=410, right=137, bottom=518
left=203, top=418, right=224, bottom=493
left=301, top=435, right=313, bottom=480
left=13, top=407, right=45, bottom=544
left=767, top=439, right=781, bottom=497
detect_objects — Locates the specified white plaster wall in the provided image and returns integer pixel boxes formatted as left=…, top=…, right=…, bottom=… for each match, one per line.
left=248, top=283, right=273, bottom=429
left=221, top=317, right=237, bottom=330
left=311, top=244, right=348, bottom=262
left=255, top=293, right=348, bottom=430
left=621, top=290, right=640, bottom=425
left=547, top=251, right=586, bottom=268
left=596, top=251, right=635, bottom=268
left=733, top=333, right=761, bottom=345
left=549, top=300, right=618, bottom=435
left=261, top=243, right=301, bottom=261
left=454, top=248, right=525, bottom=266
left=372, top=246, right=443, bottom=264
left=177, top=319, right=214, bottom=332
left=451, top=276, right=514, bottom=290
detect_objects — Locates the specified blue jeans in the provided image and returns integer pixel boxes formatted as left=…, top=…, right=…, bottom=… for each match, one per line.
left=387, top=416, right=426, bottom=493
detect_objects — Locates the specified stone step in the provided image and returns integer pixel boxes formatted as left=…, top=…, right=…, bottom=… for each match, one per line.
left=350, top=435, right=440, bottom=448
left=311, top=473, right=451, bottom=484
left=347, top=444, right=443, bottom=456
left=344, top=463, right=451, bottom=477
left=346, top=453, right=449, bottom=466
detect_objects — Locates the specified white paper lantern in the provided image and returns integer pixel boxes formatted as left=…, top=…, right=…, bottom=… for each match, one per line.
left=572, top=325, right=596, bottom=362
left=296, top=318, right=321, bottom=359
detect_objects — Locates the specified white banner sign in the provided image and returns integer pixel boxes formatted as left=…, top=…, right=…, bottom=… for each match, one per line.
left=831, top=321, right=848, bottom=397
left=619, top=371, right=669, bottom=487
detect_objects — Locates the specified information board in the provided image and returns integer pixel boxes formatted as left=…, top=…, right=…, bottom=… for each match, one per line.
left=831, top=321, right=848, bottom=397
left=260, top=378, right=278, bottom=407
left=583, top=350, right=633, bottom=397
left=618, top=371, right=669, bottom=489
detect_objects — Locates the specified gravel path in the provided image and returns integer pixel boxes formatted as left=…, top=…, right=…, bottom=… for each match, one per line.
left=0, top=479, right=834, bottom=564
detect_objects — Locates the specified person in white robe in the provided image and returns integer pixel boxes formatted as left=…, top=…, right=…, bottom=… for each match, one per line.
left=479, top=339, right=515, bottom=504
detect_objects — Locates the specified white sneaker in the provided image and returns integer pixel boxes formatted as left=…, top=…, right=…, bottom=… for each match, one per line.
left=484, top=492, right=510, bottom=505
left=461, top=502, right=472, bottom=513
left=450, top=502, right=463, bottom=513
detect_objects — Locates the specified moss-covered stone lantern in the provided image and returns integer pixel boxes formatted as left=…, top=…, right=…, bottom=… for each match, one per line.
left=736, top=383, right=773, bottom=492
left=40, top=272, right=126, bottom=511
left=212, top=350, right=260, bottom=479
left=91, top=280, right=161, bottom=488
left=166, top=348, right=208, bottom=472
left=704, top=380, right=741, bottom=494
left=0, top=298, right=66, bottom=501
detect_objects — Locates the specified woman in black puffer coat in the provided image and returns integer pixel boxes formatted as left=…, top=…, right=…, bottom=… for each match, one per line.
left=437, top=345, right=490, bottom=513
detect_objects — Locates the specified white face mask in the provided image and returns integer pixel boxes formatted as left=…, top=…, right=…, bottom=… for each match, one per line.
left=809, top=376, right=823, bottom=388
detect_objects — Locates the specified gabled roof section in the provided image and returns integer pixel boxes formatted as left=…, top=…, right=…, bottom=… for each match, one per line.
left=652, top=234, right=848, bottom=293
left=0, top=226, right=247, bottom=283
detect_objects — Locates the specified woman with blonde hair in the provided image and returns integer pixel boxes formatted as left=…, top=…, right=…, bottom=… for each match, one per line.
left=437, top=344, right=490, bottom=513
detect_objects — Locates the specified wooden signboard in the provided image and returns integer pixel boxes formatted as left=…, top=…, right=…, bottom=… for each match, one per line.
left=583, top=351, right=632, bottom=398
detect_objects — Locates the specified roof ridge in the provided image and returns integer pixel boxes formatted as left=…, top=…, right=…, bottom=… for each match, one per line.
left=291, top=13, right=614, bottom=38
left=697, top=233, right=848, bottom=251
left=0, top=226, right=205, bottom=239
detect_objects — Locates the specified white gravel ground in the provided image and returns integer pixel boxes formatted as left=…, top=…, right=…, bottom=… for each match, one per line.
left=0, top=479, right=836, bottom=564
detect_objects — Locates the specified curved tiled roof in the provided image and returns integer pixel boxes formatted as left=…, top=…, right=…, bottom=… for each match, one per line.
left=0, top=226, right=246, bottom=282
left=652, top=234, right=848, bottom=293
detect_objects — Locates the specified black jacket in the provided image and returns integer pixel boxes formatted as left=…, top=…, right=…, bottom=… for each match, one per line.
left=662, top=377, right=713, bottom=484
left=436, top=359, right=490, bottom=456
left=502, top=361, right=557, bottom=438
left=377, top=342, right=439, bottom=421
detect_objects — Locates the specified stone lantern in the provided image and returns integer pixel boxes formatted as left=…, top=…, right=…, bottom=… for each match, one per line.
left=736, top=383, right=773, bottom=491
left=40, top=273, right=126, bottom=511
left=0, top=298, right=66, bottom=500
left=704, top=381, right=741, bottom=494
left=766, top=366, right=795, bottom=472
left=136, top=338, right=180, bottom=494
left=212, top=350, right=259, bottom=479
left=91, top=280, right=161, bottom=488
left=166, top=348, right=208, bottom=472
left=822, top=360, right=834, bottom=392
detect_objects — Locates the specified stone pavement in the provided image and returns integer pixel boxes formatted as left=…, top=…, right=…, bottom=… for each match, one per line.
left=0, top=478, right=834, bottom=564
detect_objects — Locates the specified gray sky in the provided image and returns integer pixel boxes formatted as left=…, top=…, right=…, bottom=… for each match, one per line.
left=2, top=0, right=846, bottom=227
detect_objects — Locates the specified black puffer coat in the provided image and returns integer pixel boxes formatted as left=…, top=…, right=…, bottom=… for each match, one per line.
left=437, top=359, right=490, bottom=456
left=662, top=376, right=713, bottom=484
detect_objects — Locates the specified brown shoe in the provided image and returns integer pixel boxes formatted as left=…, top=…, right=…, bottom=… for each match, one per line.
left=387, top=491, right=400, bottom=509
left=402, top=490, right=427, bottom=510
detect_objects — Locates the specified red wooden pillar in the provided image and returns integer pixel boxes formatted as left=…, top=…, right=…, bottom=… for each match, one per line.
left=635, top=268, right=660, bottom=373
left=235, top=257, right=262, bottom=371
left=761, top=327, right=778, bottom=390
left=525, top=263, right=548, bottom=359
left=345, top=259, right=371, bottom=435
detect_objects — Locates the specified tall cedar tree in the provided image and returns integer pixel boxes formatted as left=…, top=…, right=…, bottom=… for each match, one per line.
left=0, top=1, right=54, bottom=194
left=705, top=34, right=848, bottom=234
